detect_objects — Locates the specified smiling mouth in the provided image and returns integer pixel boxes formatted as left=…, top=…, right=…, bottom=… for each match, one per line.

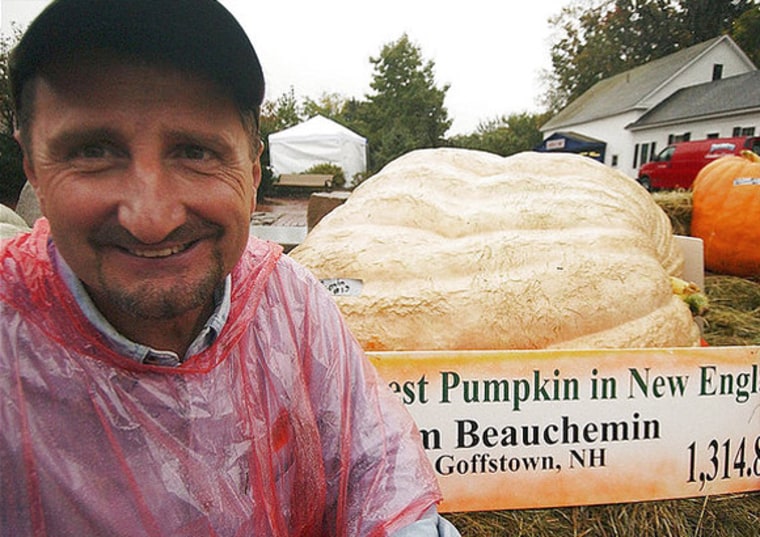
left=127, top=242, right=193, bottom=259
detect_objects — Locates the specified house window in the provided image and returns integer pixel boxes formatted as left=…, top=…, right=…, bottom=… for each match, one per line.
left=634, top=142, right=658, bottom=167
left=633, top=143, right=639, bottom=168
left=712, top=63, right=723, bottom=81
left=671, top=132, right=690, bottom=143
left=733, top=126, right=756, bottom=136
left=611, top=155, right=618, bottom=167
left=640, top=143, right=650, bottom=164
left=706, top=133, right=719, bottom=139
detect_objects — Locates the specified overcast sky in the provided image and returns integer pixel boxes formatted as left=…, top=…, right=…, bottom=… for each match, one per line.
left=1, top=0, right=568, bottom=135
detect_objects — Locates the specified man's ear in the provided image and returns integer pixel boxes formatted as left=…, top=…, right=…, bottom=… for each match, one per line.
left=248, top=162, right=262, bottom=216
left=250, top=141, right=264, bottom=215
left=14, top=129, right=46, bottom=216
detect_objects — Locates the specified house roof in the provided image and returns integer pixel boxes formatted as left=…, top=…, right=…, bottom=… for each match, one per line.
left=628, top=70, right=760, bottom=130
left=542, top=36, right=741, bottom=131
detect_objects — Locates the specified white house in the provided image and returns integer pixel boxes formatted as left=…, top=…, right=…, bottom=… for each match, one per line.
left=539, top=35, right=757, bottom=179
left=627, top=70, right=760, bottom=161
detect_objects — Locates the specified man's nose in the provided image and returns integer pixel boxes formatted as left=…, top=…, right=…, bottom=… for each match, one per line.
left=117, top=160, right=187, bottom=244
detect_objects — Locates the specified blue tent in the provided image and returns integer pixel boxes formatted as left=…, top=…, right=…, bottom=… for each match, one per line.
left=535, top=131, right=606, bottom=162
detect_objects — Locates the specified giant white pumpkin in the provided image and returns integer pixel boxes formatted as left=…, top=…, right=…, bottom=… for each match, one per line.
left=290, top=148, right=701, bottom=351
left=0, top=204, right=31, bottom=240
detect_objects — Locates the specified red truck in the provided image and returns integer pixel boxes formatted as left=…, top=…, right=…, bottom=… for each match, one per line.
left=637, top=136, right=760, bottom=190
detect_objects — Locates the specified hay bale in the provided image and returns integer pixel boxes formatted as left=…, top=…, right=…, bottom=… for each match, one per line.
left=652, top=189, right=692, bottom=236
left=703, top=274, right=760, bottom=346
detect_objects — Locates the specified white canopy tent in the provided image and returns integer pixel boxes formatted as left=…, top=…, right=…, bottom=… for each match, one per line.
left=268, top=115, right=368, bottom=185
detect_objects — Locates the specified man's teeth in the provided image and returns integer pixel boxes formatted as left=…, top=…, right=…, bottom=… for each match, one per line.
left=129, top=244, right=189, bottom=258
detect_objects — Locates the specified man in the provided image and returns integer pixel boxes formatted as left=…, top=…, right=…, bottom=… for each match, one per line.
left=0, top=1, right=460, bottom=535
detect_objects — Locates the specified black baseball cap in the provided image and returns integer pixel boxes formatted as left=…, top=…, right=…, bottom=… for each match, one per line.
left=10, top=0, right=265, bottom=119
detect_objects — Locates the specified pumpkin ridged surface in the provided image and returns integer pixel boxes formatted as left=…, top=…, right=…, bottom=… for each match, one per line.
left=691, top=151, right=760, bottom=277
left=290, top=148, right=701, bottom=351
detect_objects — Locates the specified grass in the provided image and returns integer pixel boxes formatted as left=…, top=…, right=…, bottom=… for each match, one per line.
left=446, top=493, right=760, bottom=536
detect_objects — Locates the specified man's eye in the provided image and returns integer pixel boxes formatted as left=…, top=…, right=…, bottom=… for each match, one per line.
left=179, top=145, right=213, bottom=160
left=74, top=144, right=109, bottom=159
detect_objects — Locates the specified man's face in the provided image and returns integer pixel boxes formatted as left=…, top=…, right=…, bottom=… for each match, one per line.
left=22, top=56, right=260, bottom=326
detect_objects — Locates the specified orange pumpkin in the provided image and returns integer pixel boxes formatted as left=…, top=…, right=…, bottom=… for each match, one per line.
left=691, top=150, right=760, bottom=277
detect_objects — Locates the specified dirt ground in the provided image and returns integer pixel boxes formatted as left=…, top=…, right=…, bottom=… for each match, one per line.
left=254, top=195, right=309, bottom=227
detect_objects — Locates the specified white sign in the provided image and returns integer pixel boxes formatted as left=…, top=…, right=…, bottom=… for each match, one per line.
left=370, top=346, right=760, bottom=512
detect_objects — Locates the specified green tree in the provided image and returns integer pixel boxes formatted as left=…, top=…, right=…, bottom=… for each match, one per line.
left=260, top=86, right=302, bottom=135
left=0, top=28, right=26, bottom=208
left=302, top=91, right=349, bottom=121
left=732, top=6, right=760, bottom=65
left=448, top=112, right=549, bottom=157
left=360, top=34, right=451, bottom=172
left=680, top=0, right=757, bottom=44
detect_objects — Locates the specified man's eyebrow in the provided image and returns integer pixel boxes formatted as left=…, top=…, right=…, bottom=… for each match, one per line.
left=47, top=127, right=123, bottom=155
left=165, top=129, right=236, bottom=150
left=43, top=127, right=240, bottom=158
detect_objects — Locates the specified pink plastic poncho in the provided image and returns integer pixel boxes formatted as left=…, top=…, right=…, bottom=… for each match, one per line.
left=0, top=221, right=442, bottom=536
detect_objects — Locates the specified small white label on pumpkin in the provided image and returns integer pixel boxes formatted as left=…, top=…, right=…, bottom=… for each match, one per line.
left=733, top=177, right=760, bottom=186
left=320, top=278, right=363, bottom=296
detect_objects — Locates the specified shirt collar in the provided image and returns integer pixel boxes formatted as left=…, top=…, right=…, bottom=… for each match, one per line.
left=51, top=243, right=231, bottom=366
